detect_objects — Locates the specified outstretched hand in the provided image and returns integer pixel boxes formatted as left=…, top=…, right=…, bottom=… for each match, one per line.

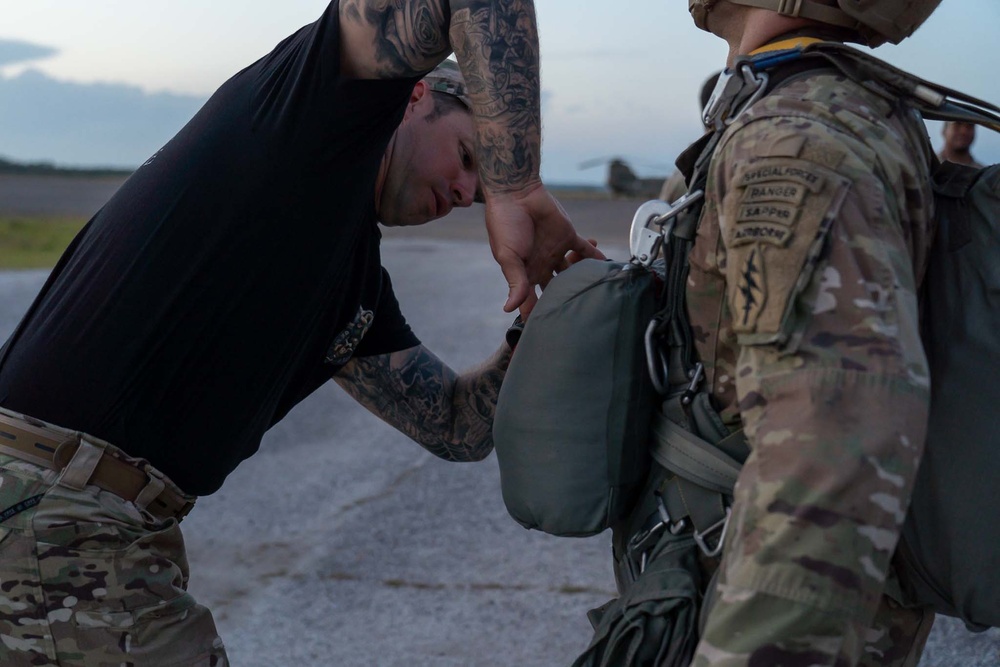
left=485, top=184, right=605, bottom=317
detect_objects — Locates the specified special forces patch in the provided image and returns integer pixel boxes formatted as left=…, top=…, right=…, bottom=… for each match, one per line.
left=725, top=155, right=849, bottom=341
left=325, top=306, right=375, bottom=365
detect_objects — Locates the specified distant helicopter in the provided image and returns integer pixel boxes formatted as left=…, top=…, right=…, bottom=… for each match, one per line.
left=578, top=156, right=671, bottom=198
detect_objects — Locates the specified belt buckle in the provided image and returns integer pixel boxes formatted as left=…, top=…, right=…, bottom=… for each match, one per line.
left=174, top=499, right=195, bottom=522
left=135, top=466, right=193, bottom=521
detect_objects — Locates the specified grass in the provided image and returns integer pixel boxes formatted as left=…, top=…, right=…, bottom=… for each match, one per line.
left=0, top=216, right=88, bottom=269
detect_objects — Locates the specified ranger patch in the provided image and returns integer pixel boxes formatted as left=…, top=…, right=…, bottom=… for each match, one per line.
left=742, top=183, right=807, bottom=206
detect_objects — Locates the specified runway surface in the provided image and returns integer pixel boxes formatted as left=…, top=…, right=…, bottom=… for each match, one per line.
left=0, top=177, right=996, bottom=665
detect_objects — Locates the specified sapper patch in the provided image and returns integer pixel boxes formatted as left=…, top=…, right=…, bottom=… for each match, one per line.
left=733, top=201, right=798, bottom=248
left=724, top=155, right=849, bottom=339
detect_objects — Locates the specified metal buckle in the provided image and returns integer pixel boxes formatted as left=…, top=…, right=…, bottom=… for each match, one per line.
left=693, top=507, right=731, bottom=558
left=680, top=362, right=705, bottom=406
left=656, top=492, right=688, bottom=536
left=626, top=519, right=667, bottom=580
left=628, top=200, right=672, bottom=267
left=628, top=190, right=706, bottom=268
left=775, top=0, right=805, bottom=17
left=175, top=499, right=196, bottom=522
left=702, top=63, right=769, bottom=129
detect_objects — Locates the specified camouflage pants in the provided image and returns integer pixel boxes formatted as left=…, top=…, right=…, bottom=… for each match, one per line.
left=692, top=371, right=934, bottom=667
left=0, top=437, right=228, bottom=666
left=696, top=580, right=934, bottom=666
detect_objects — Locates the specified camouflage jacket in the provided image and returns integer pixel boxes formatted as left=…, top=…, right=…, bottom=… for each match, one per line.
left=686, top=69, right=936, bottom=617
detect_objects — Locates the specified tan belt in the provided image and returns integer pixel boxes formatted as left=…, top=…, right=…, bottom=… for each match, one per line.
left=0, top=412, right=194, bottom=521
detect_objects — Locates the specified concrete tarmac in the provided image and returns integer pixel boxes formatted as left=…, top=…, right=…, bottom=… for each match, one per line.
left=0, top=200, right=997, bottom=665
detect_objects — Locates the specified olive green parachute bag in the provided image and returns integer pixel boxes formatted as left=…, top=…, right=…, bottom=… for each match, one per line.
left=493, top=258, right=659, bottom=537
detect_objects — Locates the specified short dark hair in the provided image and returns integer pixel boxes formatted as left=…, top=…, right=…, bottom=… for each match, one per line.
left=426, top=91, right=470, bottom=122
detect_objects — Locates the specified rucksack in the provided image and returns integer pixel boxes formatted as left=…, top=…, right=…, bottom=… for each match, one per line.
left=897, top=159, right=1000, bottom=629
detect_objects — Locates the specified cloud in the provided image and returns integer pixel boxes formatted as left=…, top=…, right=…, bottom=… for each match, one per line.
left=0, top=38, right=57, bottom=67
left=0, top=68, right=206, bottom=168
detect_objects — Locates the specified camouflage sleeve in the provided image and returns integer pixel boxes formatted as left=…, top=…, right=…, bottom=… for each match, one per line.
left=693, top=115, right=932, bottom=665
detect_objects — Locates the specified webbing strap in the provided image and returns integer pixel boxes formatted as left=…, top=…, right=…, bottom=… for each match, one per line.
left=650, top=411, right=744, bottom=496
left=663, top=476, right=726, bottom=533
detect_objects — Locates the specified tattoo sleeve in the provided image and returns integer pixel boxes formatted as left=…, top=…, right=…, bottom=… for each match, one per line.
left=340, top=0, right=543, bottom=192
left=450, top=0, right=542, bottom=193
left=333, top=343, right=512, bottom=462
left=341, top=0, right=452, bottom=77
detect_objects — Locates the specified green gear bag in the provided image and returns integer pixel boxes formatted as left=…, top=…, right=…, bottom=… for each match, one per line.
left=786, top=43, right=1000, bottom=629
left=573, top=532, right=702, bottom=667
left=493, top=258, right=658, bottom=537
left=896, top=161, right=1000, bottom=630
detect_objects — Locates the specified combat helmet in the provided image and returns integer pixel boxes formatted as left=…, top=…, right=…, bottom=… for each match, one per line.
left=687, top=0, right=942, bottom=46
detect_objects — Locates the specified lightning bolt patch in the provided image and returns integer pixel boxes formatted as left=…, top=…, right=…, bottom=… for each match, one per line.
left=734, top=244, right=766, bottom=332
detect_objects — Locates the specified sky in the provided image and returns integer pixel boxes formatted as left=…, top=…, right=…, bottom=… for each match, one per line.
left=1, top=0, right=999, bottom=185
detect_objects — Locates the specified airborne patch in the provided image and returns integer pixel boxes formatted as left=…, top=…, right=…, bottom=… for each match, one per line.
left=732, top=223, right=791, bottom=247
left=733, top=245, right=766, bottom=331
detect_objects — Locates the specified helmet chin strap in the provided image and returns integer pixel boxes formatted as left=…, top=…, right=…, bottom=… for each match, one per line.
left=687, top=0, right=718, bottom=32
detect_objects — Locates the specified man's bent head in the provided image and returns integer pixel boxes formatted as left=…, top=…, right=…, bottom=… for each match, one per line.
left=376, top=61, right=482, bottom=227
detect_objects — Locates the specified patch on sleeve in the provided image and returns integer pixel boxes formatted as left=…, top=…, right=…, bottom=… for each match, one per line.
left=733, top=244, right=767, bottom=331
left=724, top=157, right=850, bottom=344
left=325, top=306, right=375, bottom=365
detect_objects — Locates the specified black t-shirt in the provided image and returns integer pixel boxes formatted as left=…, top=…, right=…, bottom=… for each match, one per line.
left=0, top=2, right=420, bottom=495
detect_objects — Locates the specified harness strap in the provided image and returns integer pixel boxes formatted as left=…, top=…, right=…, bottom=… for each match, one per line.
left=650, top=412, right=742, bottom=495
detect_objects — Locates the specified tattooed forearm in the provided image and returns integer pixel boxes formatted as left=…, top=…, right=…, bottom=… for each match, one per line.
left=334, top=343, right=512, bottom=462
left=342, top=0, right=452, bottom=77
left=450, top=0, right=542, bottom=191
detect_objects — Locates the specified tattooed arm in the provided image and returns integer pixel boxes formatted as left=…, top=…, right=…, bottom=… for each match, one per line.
left=333, top=343, right=512, bottom=461
left=339, top=0, right=603, bottom=316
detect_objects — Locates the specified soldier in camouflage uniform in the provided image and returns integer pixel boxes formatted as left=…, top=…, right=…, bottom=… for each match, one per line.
left=683, top=1, right=942, bottom=664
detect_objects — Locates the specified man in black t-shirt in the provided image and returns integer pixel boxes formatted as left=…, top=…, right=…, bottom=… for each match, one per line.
left=0, top=1, right=600, bottom=664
